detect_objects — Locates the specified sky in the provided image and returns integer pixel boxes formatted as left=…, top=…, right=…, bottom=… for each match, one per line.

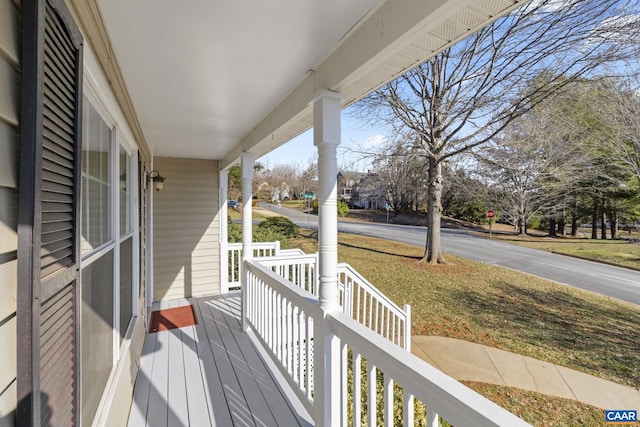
left=259, top=107, right=389, bottom=172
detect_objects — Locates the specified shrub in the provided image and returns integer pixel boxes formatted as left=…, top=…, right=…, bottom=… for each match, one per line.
left=312, top=200, right=350, bottom=217
left=228, top=218, right=242, bottom=243
left=443, top=198, right=486, bottom=223
left=228, top=217, right=294, bottom=248
left=257, top=216, right=299, bottom=238
left=338, top=201, right=349, bottom=217
left=252, top=227, right=291, bottom=249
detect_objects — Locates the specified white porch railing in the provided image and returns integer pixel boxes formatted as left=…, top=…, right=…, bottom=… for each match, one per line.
left=243, top=259, right=531, bottom=427
left=337, top=263, right=411, bottom=350
left=227, top=241, right=293, bottom=287
left=257, top=254, right=411, bottom=351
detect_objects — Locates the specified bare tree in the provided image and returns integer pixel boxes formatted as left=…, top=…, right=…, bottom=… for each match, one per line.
left=369, top=136, right=425, bottom=213
left=475, top=109, right=585, bottom=236
left=299, top=161, right=318, bottom=196
left=595, top=74, right=640, bottom=186
left=353, top=0, right=639, bottom=263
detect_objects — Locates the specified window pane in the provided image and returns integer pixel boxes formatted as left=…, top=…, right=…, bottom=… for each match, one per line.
left=119, top=147, right=131, bottom=235
left=81, top=249, right=114, bottom=426
left=81, top=99, right=111, bottom=255
left=119, top=236, right=133, bottom=341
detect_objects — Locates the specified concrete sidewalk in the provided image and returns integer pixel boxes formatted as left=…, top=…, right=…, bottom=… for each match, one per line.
left=411, top=336, right=640, bottom=412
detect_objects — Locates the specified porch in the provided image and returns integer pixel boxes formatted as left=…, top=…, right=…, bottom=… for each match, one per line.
left=127, top=293, right=312, bottom=426
left=129, top=250, right=531, bottom=426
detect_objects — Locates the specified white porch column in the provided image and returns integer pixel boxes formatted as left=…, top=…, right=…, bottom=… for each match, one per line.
left=241, top=152, right=254, bottom=261
left=312, top=89, right=344, bottom=427
left=219, top=168, right=229, bottom=293
left=241, top=152, right=254, bottom=331
left=313, top=90, right=343, bottom=310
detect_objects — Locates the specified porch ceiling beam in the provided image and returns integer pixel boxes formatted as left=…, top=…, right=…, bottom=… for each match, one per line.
left=221, top=0, right=524, bottom=169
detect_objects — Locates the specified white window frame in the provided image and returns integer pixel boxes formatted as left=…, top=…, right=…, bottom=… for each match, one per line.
left=80, top=64, right=141, bottom=382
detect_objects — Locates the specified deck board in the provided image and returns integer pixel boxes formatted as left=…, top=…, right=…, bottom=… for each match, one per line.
left=168, top=328, right=189, bottom=426
left=203, top=297, right=279, bottom=427
left=128, top=331, right=157, bottom=425
left=128, top=293, right=310, bottom=427
left=182, top=322, right=215, bottom=427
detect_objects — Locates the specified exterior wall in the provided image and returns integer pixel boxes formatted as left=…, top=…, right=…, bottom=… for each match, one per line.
left=153, top=157, right=221, bottom=301
left=0, top=0, right=20, bottom=425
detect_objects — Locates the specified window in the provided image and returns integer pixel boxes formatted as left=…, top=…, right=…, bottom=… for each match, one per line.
left=82, top=100, right=112, bottom=255
left=119, top=147, right=134, bottom=338
left=119, top=146, right=132, bottom=235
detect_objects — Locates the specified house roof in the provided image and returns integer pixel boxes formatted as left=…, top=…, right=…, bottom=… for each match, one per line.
left=88, top=0, right=524, bottom=167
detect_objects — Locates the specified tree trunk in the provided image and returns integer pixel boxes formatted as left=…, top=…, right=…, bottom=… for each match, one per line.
left=600, top=199, right=607, bottom=240
left=571, top=194, right=578, bottom=236
left=517, top=217, right=526, bottom=236
left=517, top=204, right=526, bottom=236
left=549, top=217, right=557, bottom=237
left=591, top=196, right=598, bottom=239
left=422, top=157, right=446, bottom=264
left=610, top=209, right=617, bottom=239
left=557, top=218, right=565, bottom=236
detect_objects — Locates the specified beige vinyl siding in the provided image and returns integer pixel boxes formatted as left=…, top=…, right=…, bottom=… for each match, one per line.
left=0, top=0, right=20, bottom=425
left=153, top=157, right=220, bottom=301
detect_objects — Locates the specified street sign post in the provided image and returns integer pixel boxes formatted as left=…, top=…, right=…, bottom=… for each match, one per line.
left=486, top=210, right=495, bottom=238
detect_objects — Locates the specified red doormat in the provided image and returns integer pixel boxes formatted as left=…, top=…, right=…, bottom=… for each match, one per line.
left=149, top=305, right=197, bottom=333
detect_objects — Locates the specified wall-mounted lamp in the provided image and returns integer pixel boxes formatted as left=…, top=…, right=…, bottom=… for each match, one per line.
left=119, top=172, right=127, bottom=190
left=148, top=170, right=166, bottom=192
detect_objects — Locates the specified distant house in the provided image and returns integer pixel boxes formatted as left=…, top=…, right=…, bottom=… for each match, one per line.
left=352, top=170, right=387, bottom=209
left=337, top=171, right=362, bottom=202
left=263, top=181, right=291, bottom=201
left=257, top=181, right=274, bottom=200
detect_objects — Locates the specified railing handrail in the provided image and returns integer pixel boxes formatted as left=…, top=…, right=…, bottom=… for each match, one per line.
left=245, top=260, right=322, bottom=317
left=256, top=252, right=410, bottom=350
left=257, top=253, right=318, bottom=265
left=327, top=310, right=531, bottom=427
left=257, top=255, right=408, bottom=319
left=337, top=262, right=406, bottom=319
left=278, top=248, right=306, bottom=255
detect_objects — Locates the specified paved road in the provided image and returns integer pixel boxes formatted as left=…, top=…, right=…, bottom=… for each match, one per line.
left=259, top=203, right=640, bottom=306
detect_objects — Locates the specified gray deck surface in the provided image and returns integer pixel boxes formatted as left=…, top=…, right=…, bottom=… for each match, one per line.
left=127, top=293, right=311, bottom=427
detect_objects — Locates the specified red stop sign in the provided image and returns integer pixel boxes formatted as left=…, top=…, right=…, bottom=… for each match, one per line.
left=486, top=210, right=495, bottom=218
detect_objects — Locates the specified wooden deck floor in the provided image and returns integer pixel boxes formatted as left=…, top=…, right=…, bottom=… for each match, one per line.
left=127, top=293, right=312, bottom=427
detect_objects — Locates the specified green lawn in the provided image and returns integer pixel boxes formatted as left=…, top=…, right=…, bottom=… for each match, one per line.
left=291, top=229, right=640, bottom=387
left=288, top=229, right=640, bottom=425
left=463, top=382, right=608, bottom=427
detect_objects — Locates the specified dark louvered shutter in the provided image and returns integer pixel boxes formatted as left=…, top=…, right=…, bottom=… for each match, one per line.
left=18, top=0, right=83, bottom=426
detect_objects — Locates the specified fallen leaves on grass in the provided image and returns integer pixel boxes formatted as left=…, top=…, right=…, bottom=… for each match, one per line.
left=463, top=382, right=610, bottom=427
left=331, top=233, right=640, bottom=389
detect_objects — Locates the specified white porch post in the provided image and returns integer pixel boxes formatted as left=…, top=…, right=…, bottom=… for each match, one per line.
left=241, top=152, right=255, bottom=260
left=312, top=89, right=343, bottom=427
left=314, top=90, right=343, bottom=310
left=241, top=152, right=254, bottom=331
left=220, top=168, right=229, bottom=293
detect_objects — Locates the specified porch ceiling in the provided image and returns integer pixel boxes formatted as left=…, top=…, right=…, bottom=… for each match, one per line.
left=96, top=0, right=525, bottom=167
